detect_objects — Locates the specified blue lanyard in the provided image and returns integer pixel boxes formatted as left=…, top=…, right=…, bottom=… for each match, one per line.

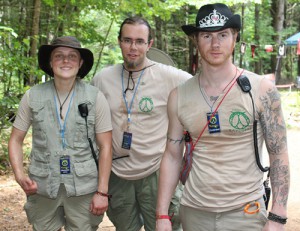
left=54, top=90, right=75, bottom=149
left=121, top=68, right=145, bottom=125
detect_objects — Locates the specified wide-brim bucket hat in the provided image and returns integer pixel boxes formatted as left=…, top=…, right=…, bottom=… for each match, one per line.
left=38, top=36, right=94, bottom=78
left=182, top=3, right=241, bottom=35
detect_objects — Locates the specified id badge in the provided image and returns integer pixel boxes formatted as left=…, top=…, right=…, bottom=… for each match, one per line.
left=122, top=132, right=132, bottom=150
left=60, top=155, right=71, bottom=174
left=207, top=111, right=221, bottom=134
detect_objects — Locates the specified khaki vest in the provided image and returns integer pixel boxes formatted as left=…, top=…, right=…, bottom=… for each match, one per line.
left=28, top=79, right=99, bottom=198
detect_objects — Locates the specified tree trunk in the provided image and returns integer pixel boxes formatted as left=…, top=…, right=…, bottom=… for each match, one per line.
left=239, top=3, right=245, bottom=68
left=271, top=0, right=285, bottom=83
left=93, top=19, right=114, bottom=76
left=254, top=4, right=260, bottom=74
left=154, top=16, right=163, bottom=50
left=29, top=0, right=41, bottom=86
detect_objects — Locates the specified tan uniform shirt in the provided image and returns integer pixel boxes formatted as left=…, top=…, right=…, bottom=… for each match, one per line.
left=178, top=70, right=265, bottom=212
left=92, top=59, right=192, bottom=180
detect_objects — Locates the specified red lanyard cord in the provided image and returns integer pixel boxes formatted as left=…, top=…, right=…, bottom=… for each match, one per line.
left=192, top=69, right=244, bottom=150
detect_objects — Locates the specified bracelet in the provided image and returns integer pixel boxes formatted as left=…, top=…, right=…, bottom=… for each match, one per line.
left=96, top=191, right=112, bottom=201
left=156, top=214, right=172, bottom=220
left=156, top=212, right=174, bottom=223
left=268, top=212, right=287, bottom=224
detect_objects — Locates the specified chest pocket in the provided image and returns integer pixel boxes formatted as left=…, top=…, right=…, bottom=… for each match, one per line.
left=73, top=115, right=96, bottom=148
left=31, top=102, right=47, bottom=148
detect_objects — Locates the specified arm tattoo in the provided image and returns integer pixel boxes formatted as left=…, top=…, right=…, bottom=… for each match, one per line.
left=259, top=88, right=287, bottom=155
left=270, top=159, right=289, bottom=206
left=167, top=135, right=184, bottom=145
left=259, top=87, right=289, bottom=207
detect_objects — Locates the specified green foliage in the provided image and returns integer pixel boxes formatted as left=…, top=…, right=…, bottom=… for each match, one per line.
left=0, top=26, right=18, bottom=37
left=0, top=128, right=11, bottom=172
left=0, top=0, right=299, bottom=172
left=0, top=92, right=20, bottom=172
left=186, top=0, right=262, bottom=8
left=280, top=90, right=300, bottom=130
left=0, top=26, right=33, bottom=172
left=235, top=3, right=276, bottom=73
left=0, top=128, right=32, bottom=173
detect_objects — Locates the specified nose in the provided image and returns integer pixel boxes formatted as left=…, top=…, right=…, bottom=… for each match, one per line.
left=210, top=35, right=221, bottom=49
left=211, top=35, right=220, bottom=45
left=62, top=56, right=70, bottom=62
left=129, top=41, right=138, bottom=48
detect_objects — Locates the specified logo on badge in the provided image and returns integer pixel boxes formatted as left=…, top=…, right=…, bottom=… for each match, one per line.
left=61, top=160, right=69, bottom=167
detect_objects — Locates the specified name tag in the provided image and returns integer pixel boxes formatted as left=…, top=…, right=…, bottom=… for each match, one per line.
left=122, top=132, right=132, bottom=150
left=207, top=111, right=221, bottom=134
left=60, top=155, right=71, bottom=174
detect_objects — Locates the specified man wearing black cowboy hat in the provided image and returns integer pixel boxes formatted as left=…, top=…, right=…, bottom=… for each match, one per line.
left=156, top=3, right=289, bottom=231
left=9, top=36, right=113, bottom=230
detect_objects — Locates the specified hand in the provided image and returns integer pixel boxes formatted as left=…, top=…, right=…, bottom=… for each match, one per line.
left=262, top=220, right=285, bottom=231
left=156, top=219, right=172, bottom=231
left=89, top=193, right=109, bottom=216
left=17, top=176, right=37, bottom=196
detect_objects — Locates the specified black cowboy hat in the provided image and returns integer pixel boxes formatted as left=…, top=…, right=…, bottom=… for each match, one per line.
left=38, top=36, right=94, bottom=78
left=182, top=3, right=241, bottom=35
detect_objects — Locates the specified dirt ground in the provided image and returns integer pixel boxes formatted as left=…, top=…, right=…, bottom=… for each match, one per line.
left=0, top=127, right=299, bottom=231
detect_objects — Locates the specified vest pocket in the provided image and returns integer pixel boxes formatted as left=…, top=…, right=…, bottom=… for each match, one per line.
left=32, top=128, right=47, bottom=148
left=73, top=116, right=95, bottom=148
left=31, top=102, right=45, bottom=122
left=31, top=103, right=47, bottom=148
left=28, top=151, right=51, bottom=197
left=73, top=159, right=98, bottom=196
left=28, top=165, right=51, bottom=197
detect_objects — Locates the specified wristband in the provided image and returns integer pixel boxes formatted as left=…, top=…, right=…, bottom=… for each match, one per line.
left=96, top=191, right=112, bottom=201
left=156, top=214, right=172, bottom=220
left=268, top=212, right=287, bottom=224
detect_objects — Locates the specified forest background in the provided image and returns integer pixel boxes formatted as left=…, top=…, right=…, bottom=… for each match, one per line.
left=0, top=0, right=300, bottom=170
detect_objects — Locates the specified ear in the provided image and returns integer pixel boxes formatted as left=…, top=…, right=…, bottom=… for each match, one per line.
left=79, top=59, right=83, bottom=68
left=147, top=39, right=154, bottom=51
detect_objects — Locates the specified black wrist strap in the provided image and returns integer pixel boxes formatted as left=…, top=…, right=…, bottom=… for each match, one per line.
left=268, top=212, right=287, bottom=224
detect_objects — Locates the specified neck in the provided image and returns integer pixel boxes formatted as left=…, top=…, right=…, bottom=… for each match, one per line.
left=199, top=64, right=239, bottom=97
left=53, top=77, right=77, bottom=94
left=123, top=61, right=155, bottom=77
left=200, top=64, right=238, bottom=88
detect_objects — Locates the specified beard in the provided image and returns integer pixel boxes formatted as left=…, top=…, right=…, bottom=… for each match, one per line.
left=200, top=47, right=235, bottom=67
left=125, top=60, right=136, bottom=69
left=123, top=55, right=145, bottom=70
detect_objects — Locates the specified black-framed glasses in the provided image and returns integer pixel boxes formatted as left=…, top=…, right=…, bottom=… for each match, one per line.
left=120, top=38, right=148, bottom=47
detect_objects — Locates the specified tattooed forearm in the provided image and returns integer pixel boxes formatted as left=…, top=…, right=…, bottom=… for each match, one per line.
left=270, top=159, right=289, bottom=207
left=259, top=86, right=289, bottom=208
left=259, top=87, right=287, bottom=155
left=167, top=135, right=184, bottom=145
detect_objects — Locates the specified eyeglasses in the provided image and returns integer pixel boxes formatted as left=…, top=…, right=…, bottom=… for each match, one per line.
left=120, top=38, right=148, bottom=47
left=52, top=53, right=80, bottom=62
left=124, top=71, right=135, bottom=94
left=198, top=31, right=232, bottom=43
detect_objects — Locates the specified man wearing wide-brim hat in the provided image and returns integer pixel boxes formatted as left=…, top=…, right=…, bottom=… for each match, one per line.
left=9, top=36, right=113, bottom=230
left=156, top=3, right=289, bottom=231
left=181, top=3, right=241, bottom=35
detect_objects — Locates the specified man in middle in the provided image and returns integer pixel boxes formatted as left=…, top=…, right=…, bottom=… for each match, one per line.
left=91, top=16, right=192, bottom=231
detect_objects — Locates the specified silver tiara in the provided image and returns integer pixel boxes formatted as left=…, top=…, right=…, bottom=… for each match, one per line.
left=199, top=9, right=228, bottom=28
